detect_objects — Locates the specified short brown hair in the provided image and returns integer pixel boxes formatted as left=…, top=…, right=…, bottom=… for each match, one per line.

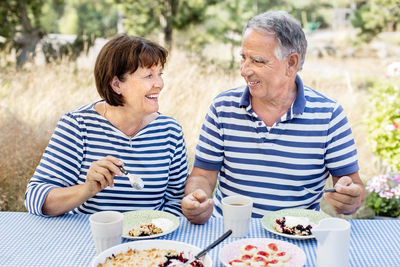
left=94, top=34, right=168, bottom=106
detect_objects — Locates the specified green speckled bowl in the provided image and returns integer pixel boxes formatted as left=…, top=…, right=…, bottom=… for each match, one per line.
left=262, top=208, right=331, bottom=240
left=122, top=210, right=179, bottom=240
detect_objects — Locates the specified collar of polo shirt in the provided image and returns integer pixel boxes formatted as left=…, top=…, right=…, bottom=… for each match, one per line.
left=239, top=74, right=306, bottom=117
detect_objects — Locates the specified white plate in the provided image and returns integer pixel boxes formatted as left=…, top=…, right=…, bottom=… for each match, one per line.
left=219, top=238, right=306, bottom=267
left=122, top=210, right=179, bottom=240
left=90, top=240, right=213, bottom=267
left=262, top=208, right=330, bottom=240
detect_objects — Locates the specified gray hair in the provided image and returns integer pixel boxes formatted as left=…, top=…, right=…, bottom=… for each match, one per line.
left=243, top=10, right=307, bottom=71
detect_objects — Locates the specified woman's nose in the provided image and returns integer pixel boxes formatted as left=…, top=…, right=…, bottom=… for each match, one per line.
left=155, top=76, right=164, bottom=89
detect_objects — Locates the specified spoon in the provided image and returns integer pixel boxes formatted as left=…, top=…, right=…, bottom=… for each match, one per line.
left=118, top=166, right=144, bottom=190
left=182, top=229, right=233, bottom=267
left=304, top=187, right=336, bottom=194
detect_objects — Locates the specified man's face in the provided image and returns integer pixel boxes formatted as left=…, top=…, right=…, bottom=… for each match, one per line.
left=240, top=28, right=290, bottom=101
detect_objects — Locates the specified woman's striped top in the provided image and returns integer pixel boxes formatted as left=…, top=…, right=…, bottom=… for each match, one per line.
left=194, top=75, right=359, bottom=218
left=25, top=101, right=188, bottom=217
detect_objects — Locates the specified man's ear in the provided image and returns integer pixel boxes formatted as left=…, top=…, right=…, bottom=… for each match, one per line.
left=110, top=76, right=121, bottom=94
left=286, top=53, right=299, bottom=76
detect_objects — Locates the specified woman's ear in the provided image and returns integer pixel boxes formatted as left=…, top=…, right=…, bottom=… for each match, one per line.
left=286, top=53, right=299, bottom=77
left=110, top=76, right=121, bottom=94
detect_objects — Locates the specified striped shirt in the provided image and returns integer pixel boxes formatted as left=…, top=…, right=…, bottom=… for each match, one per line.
left=194, top=75, right=359, bottom=218
left=25, top=101, right=188, bottom=217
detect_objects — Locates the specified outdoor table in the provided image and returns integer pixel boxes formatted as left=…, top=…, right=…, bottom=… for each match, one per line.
left=0, top=211, right=399, bottom=266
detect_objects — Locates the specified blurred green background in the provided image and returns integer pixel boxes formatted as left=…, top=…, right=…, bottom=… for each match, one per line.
left=1, top=0, right=399, bottom=67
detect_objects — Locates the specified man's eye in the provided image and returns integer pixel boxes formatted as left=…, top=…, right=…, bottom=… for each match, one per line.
left=145, top=74, right=152, bottom=78
left=253, top=59, right=265, bottom=64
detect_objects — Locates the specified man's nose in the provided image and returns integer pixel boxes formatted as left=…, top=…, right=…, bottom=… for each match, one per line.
left=240, top=61, right=253, bottom=77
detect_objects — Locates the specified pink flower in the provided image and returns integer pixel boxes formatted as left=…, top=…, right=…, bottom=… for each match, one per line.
left=394, top=186, right=400, bottom=199
left=384, top=124, right=396, bottom=131
left=367, top=173, right=400, bottom=199
left=387, top=62, right=400, bottom=77
left=379, top=190, right=394, bottom=199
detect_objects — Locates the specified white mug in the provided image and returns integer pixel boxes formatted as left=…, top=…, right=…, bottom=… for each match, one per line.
left=89, top=211, right=124, bottom=254
left=221, top=195, right=253, bottom=237
left=313, top=217, right=351, bottom=267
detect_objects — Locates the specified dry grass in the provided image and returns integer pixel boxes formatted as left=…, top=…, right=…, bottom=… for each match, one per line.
left=0, top=46, right=390, bottom=213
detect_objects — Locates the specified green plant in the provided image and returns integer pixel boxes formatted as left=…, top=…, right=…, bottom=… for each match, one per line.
left=366, top=173, right=400, bottom=217
left=351, top=0, right=400, bottom=43
left=365, top=78, right=400, bottom=171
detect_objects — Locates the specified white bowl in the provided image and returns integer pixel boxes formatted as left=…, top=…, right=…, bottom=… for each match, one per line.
left=91, top=240, right=213, bottom=267
left=219, top=238, right=306, bottom=267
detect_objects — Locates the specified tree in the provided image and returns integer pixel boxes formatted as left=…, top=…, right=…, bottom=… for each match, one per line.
left=65, top=0, right=119, bottom=56
left=190, top=0, right=291, bottom=68
left=0, top=0, right=121, bottom=66
left=352, top=0, right=400, bottom=42
left=0, top=0, right=57, bottom=66
left=0, top=0, right=67, bottom=66
left=115, top=0, right=215, bottom=51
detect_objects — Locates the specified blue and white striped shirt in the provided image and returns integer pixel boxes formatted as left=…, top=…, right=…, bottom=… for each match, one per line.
left=194, top=75, right=359, bottom=218
left=25, top=101, right=188, bottom=217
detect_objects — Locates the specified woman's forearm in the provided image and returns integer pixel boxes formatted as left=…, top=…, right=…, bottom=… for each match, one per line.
left=42, top=184, right=92, bottom=216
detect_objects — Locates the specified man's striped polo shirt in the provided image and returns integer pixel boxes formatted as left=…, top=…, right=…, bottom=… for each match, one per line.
left=194, top=75, right=359, bottom=218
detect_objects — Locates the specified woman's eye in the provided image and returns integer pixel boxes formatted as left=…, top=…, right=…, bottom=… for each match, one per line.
left=145, top=74, right=152, bottom=78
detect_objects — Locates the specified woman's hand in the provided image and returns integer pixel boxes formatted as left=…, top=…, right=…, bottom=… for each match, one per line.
left=85, top=155, right=123, bottom=197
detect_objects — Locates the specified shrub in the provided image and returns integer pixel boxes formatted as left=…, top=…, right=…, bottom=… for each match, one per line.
left=365, top=78, right=400, bottom=171
left=366, top=173, right=400, bottom=217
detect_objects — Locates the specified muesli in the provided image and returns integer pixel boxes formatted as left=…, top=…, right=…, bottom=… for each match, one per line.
left=98, top=248, right=204, bottom=267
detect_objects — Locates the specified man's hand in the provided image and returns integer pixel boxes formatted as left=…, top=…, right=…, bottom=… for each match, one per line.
left=181, top=189, right=214, bottom=224
left=324, top=175, right=365, bottom=215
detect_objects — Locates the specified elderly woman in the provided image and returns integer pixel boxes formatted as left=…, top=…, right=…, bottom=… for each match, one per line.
left=25, top=34, right=188, bottom=217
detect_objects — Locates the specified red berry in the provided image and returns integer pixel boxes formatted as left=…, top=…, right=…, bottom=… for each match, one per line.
left=268, top=243, right=278, bottom=251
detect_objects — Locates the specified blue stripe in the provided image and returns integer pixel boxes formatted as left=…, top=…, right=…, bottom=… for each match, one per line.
left=220, top=173, right=309, bottom=190
left=224, top=156, right=325, bottom=170
left=224, top=146, right=324, bottom=159
left=221, top=166, right=326, bottom=181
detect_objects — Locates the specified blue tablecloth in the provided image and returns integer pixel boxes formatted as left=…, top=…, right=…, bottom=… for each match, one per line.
left=0, top=212, right=399, bottom=266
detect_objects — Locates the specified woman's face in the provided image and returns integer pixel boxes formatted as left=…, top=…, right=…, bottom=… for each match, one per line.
left=119, top=63, right=164, bottom=115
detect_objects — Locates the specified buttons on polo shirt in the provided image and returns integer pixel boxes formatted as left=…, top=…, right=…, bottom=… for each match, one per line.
left=262, top=138, right=273, bottom=147
left=258, top=122, right=262, bottom=126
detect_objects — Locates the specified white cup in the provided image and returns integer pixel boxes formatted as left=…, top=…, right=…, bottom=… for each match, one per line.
left=221, top=195, right=253, bottom=237
left=89, top=211, right=124, bottom=254
left=312, top=218, right=351, bottom=267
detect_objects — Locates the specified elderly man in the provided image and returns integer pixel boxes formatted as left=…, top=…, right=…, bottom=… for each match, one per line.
left=182, top=10, right=365, bottom=224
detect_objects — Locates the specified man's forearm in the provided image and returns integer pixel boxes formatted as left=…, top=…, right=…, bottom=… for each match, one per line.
left=184, top=175, right=215, bottom=197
